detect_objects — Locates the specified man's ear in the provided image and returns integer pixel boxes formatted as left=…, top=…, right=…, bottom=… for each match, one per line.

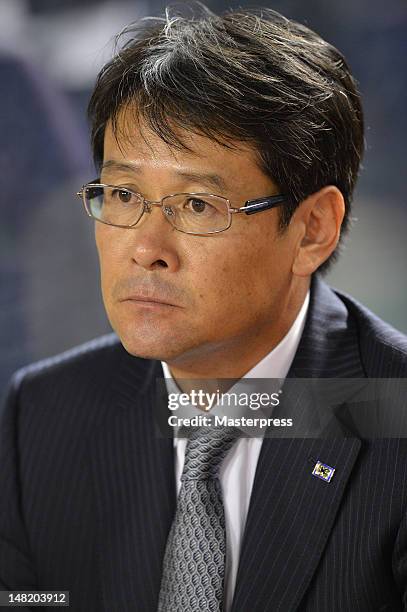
left=291, top=186, right=345, bottom=277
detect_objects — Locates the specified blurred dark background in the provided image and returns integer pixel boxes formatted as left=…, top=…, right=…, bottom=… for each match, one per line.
left=1, top=0, right=406, bottom=394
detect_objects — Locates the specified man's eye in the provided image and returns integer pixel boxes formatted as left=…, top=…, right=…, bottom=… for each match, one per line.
left=185, top=198, right=211, bottom=214
left=111, top=189, right=134, bottom=204
left=110, top=189, right=137, bottom=204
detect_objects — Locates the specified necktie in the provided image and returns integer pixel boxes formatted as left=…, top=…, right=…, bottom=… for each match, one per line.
left=157, top=425, right=240, bottom=612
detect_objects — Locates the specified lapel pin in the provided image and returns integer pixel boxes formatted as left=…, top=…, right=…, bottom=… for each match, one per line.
left=312, top=460, right=335, bottom=482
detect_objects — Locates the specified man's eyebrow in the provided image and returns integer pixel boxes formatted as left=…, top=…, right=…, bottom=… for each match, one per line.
left=100, top=160, right=228, bottom=192
left=101, top=161, right=139, bottom=174
left=175, top=171, right=228, bottom=192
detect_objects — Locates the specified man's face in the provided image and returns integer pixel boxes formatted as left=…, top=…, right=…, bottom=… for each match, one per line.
left=95, top=113, right=300, bottom=367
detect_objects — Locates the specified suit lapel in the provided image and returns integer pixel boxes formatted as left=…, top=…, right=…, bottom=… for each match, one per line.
left=231, top=276, right=366, bottom=611
left=89, top=353, right=175, bottom=612
left=231, top=437, right=361, bottom=611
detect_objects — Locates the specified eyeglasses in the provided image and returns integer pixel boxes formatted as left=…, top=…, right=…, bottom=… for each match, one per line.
left=76, top=180, right=286, bottom=235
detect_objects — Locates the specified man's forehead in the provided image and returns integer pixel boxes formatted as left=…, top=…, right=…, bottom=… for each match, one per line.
left=103, top=111, right=257, bottom=168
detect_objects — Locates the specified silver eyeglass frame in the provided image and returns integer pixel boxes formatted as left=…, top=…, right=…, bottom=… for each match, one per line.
left=76, top=180, right=286, bottom=236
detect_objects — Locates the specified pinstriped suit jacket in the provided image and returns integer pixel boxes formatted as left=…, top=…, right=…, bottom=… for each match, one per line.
left=1, top=275, right=407, bottom=611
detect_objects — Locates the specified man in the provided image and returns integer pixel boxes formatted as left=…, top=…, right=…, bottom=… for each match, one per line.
left=1, top=5, right=406, bottom=612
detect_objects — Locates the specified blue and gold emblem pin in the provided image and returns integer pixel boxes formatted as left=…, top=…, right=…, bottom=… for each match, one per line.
left=312, top=460, right=335, bottom=482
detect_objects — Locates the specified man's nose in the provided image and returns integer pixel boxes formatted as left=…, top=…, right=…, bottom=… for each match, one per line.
left=129, top=205, right=181, bottom=272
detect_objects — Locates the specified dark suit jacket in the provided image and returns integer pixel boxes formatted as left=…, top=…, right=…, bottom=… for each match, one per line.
left=1, top=276, right=407, bottom=611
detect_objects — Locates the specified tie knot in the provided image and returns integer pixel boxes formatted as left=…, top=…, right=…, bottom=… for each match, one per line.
left=180, top=425, right=240, bottom=480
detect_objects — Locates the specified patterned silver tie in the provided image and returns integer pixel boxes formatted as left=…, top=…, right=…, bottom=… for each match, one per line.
left=157, top=425, right=240, bottom=612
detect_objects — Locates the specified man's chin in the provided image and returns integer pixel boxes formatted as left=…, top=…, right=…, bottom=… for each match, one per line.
left=109, top=306, right=193, bottom=360
left=117, top=331, right=190, bottom=362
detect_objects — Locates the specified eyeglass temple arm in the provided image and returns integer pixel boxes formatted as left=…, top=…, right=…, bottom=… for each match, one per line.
left=231, top=194, right=286, bottom=215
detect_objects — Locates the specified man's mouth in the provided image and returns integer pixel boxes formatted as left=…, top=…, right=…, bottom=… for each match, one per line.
left=122, top=294, right=180, bottom=308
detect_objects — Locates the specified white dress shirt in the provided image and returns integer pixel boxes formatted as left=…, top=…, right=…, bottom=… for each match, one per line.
left=161, top=290, right=310, bottom=611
